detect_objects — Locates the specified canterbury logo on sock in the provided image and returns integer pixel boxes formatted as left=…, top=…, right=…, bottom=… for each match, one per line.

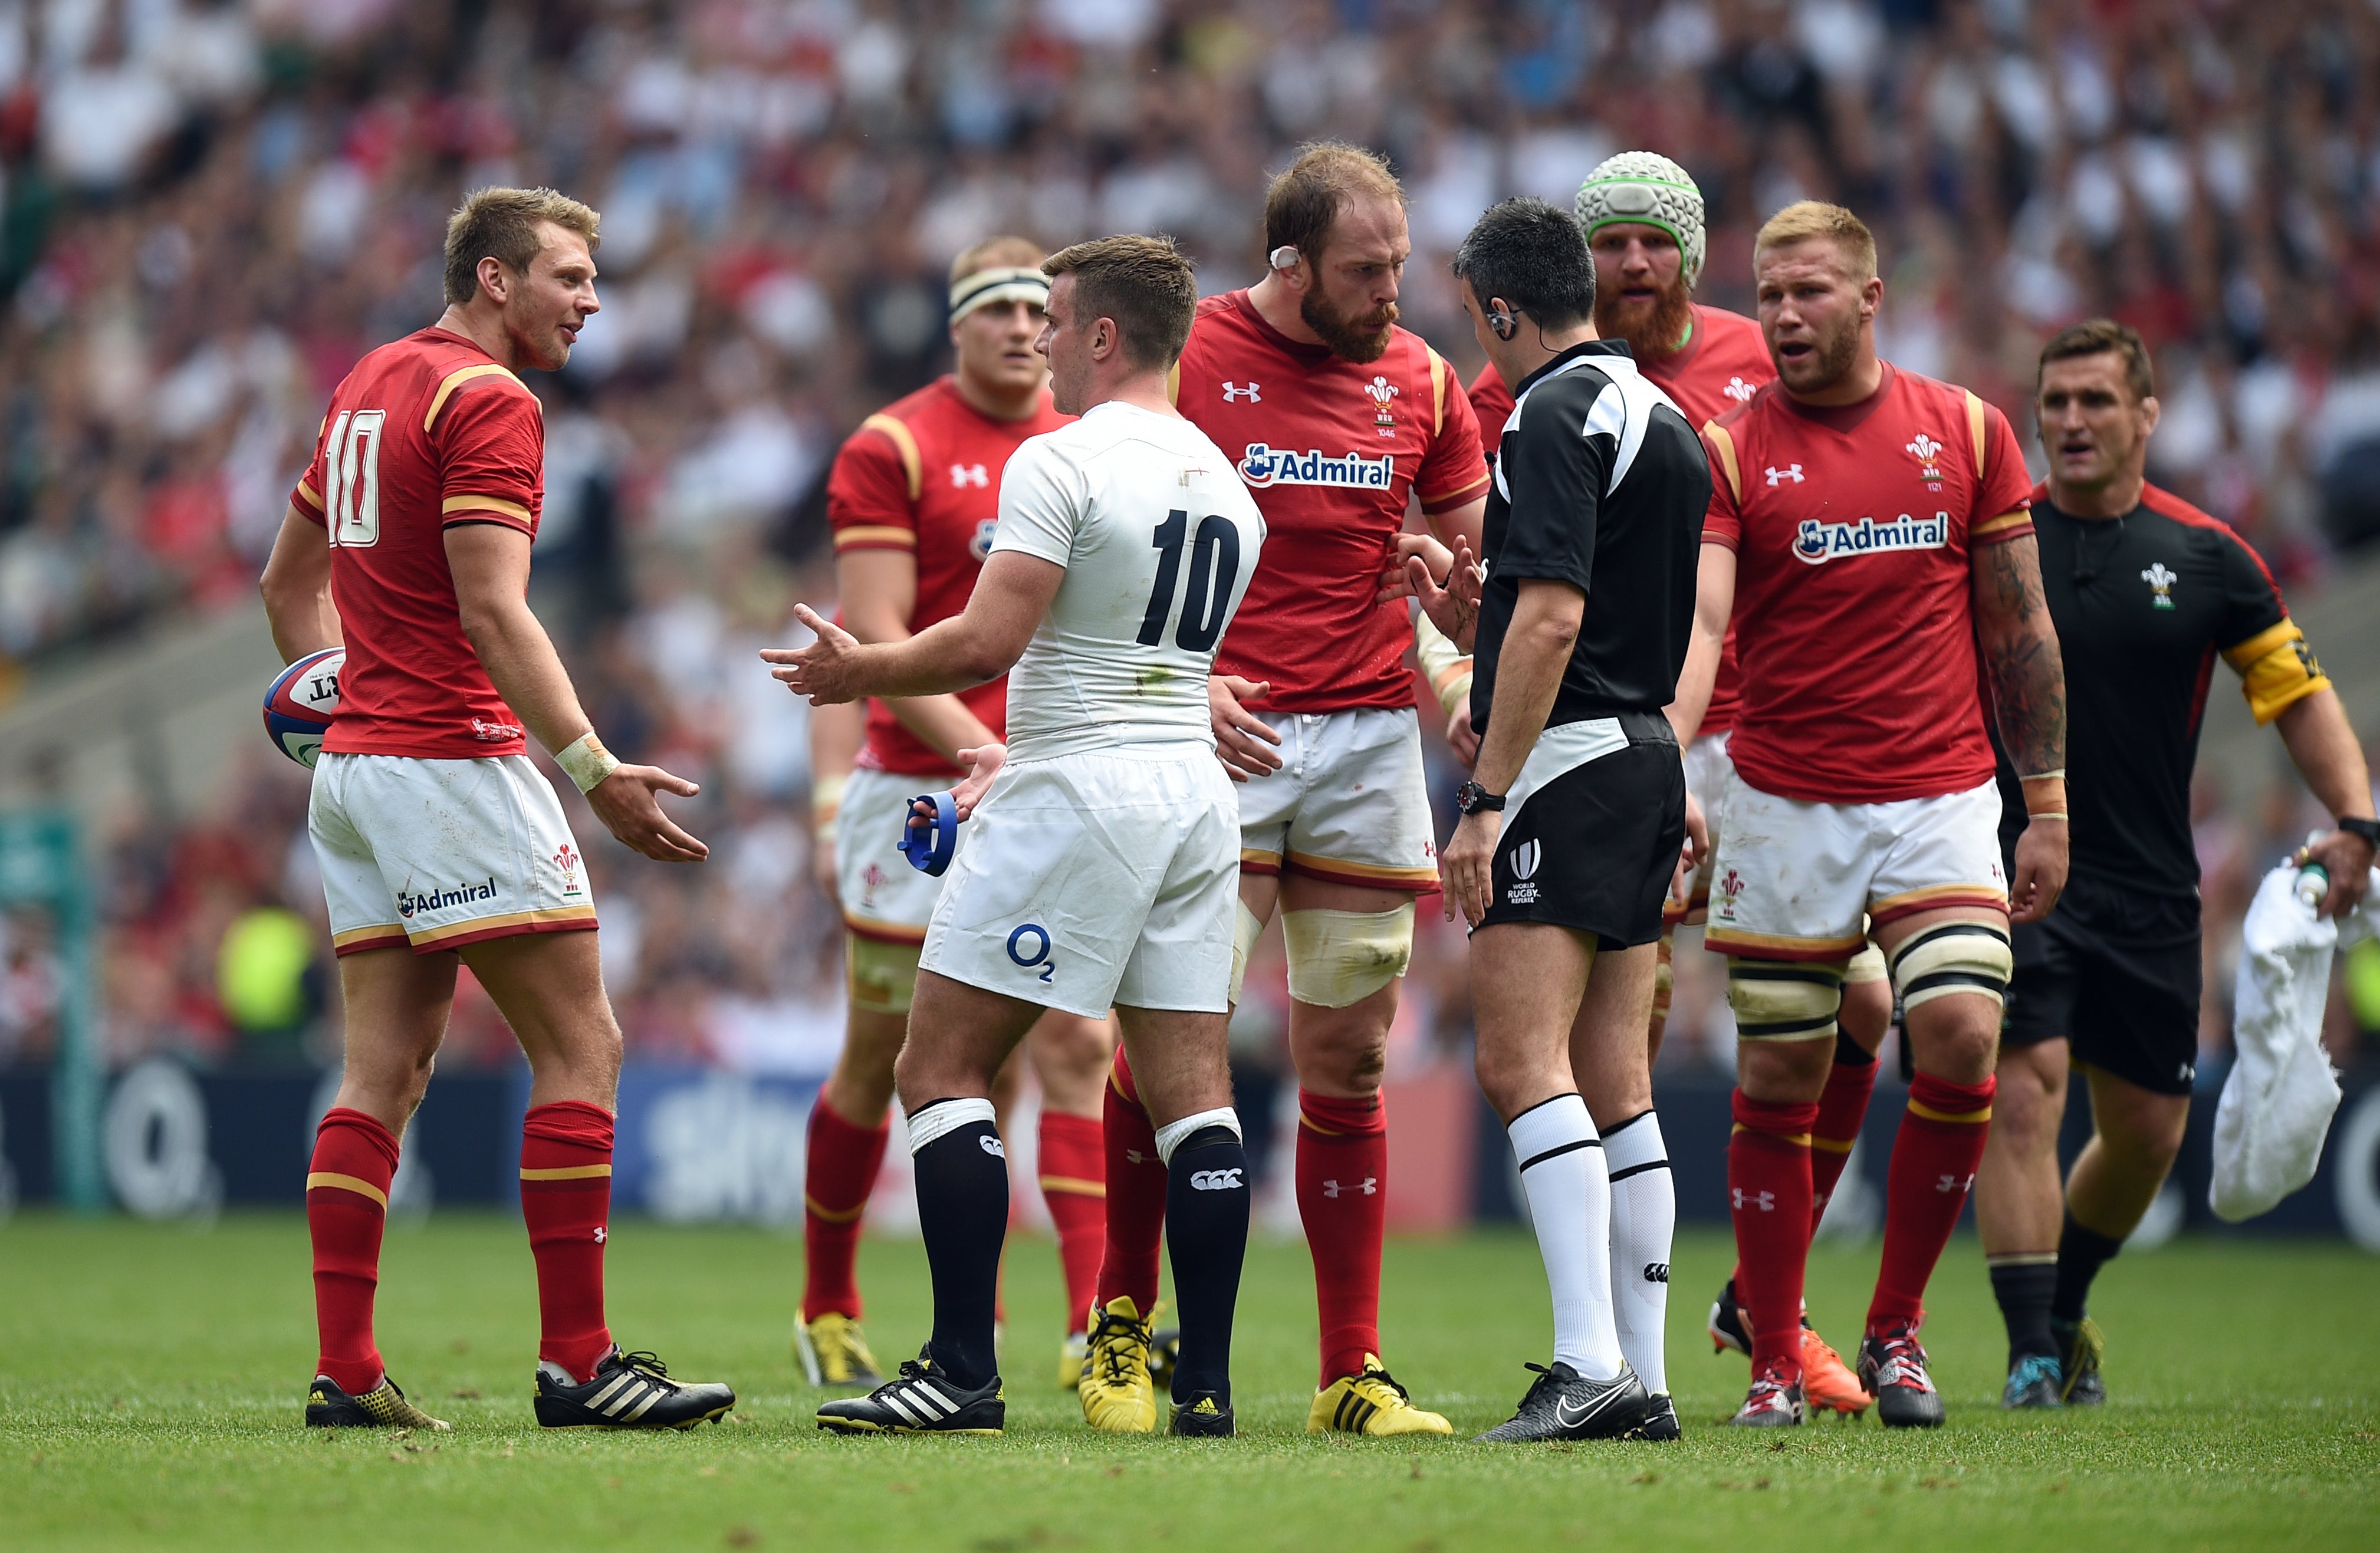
left=1189, top=1169, right=1244, bottom=1192
left=979, top=1135, right=1007, bottom=1159
left=1642, top=1262, right=1669, bottom=1283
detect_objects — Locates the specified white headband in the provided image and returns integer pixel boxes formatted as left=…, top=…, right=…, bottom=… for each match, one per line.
left=949, top=265, right=1050, bottom=323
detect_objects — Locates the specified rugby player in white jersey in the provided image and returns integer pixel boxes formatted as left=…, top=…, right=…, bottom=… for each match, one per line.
left=766, top=235, right=1267, bottom=1437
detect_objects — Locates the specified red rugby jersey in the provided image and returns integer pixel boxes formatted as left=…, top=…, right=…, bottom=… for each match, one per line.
left=1701, top=363, right=2037, bottom=803
left=1468, top=302, right=1773, bottom=735
left=291, top=327, right=543, bottom=759
left=827, top=376, right=1070, bottom=775
left=1178, top=291, right=1490, bottom=711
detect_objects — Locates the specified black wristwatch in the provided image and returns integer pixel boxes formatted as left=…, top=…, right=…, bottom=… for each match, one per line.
left=2338, top=815, right=2380, bottom=849
left=1455, top=780, right=1505, bottom=815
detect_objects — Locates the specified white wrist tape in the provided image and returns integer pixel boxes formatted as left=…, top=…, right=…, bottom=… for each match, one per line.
left=556, top=732, right=621, bottom=794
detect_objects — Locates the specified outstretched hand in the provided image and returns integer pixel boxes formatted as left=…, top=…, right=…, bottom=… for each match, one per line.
left=1209, top=674, right=1282, bottom=782
left=948, top=743, right=1007, bottom=822
left=586, top=763, right=709, bottom=862
left=760, top=605, right=865, bottom=705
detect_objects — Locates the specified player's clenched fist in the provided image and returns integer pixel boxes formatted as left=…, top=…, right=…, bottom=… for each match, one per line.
left=1439, top=808, right=1501, bottom=928
left=762, top=604, right=863, bottom=705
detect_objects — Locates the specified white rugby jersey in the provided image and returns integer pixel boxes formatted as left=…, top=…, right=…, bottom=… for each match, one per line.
left=990, top=401, right=1265, bottom=761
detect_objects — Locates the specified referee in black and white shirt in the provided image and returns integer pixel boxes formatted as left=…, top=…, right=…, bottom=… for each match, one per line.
left=1421, top=198, right=1710, bottom=1444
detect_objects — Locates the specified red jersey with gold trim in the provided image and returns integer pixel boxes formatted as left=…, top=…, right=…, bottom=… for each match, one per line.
left=290, top=327, right=543, bottom=760
left=826, top=375, right=1069, bottom=775
left=1469, top=302, right=1773, bottom=734
left=1178, top=290, right=1490, bottom=712
left=1701, top=363, right=2036, bottom=803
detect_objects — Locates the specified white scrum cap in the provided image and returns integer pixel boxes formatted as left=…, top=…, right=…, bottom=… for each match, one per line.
left=1574, top=151, right=1707, bottom=291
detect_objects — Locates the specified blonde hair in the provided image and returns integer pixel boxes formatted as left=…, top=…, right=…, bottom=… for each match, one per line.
left=443, top=187, right=600, bottom=305
left=1753, top=200, right=1877, bottom=284
left=950, top=235, right=1045, bottom=284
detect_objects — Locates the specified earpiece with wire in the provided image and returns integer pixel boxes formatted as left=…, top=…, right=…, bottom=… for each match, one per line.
left=1489, top=304, right=1518, bottom=341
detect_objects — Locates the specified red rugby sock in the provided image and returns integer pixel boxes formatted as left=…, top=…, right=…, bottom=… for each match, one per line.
left=1037, top=1110, right=1106, bottom=1333
left=1093, top=1049, right=1166, bottom=1314
left=1869, top=1073, right=1995, bottom=1332
left=1810, top=1051, right=1879, bottom=1225
left=521, top=1101, right=615, bottom=1381
left=308, top=1107, right=400, bottom=1395
left=801, top=1093, right=889, bottom=1322
left=1297, top=1089, right=1387, bottom=1386
left=1728, top=1091, right=1819, bottom=1382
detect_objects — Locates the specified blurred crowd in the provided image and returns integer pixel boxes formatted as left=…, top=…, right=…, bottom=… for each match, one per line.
left=1, top=0, right=2378, bottom=1074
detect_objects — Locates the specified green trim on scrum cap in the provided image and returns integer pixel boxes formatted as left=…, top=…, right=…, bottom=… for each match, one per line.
left=1574, top=152, right=1707, bottom=291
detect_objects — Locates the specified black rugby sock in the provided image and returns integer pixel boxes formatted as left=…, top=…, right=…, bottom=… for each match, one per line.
left=1163, top=1126, right=1250, bottom=1404
left=2052, top=1210, right=2124, bottom=1324
left=908, top=1100, right=1008, bottom=1390
left=1987, top=1253, right=2060, bottom=1364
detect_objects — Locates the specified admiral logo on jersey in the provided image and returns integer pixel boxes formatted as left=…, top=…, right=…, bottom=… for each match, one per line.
left=1794, top=511, right=1951, bottom=564
left=1237, top=444, right=1395, bottom=491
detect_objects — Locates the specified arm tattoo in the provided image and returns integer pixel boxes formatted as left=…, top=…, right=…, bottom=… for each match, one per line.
left=1977, top=537, right=2067, bottom=774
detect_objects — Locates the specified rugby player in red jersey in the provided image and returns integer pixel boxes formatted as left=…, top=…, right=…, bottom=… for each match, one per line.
left=799, top=237, right=1119, bottom=1394
left=1673, top=202, right=2069, bottom=1429
left=1079, top=143, right=1490, bottom=1437
left=257, top=187, right=732, bottom=1431
left=1429, top=154, right=1883, bottom=1417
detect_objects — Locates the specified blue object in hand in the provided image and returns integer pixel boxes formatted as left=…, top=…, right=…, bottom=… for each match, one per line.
left=899, top=791, right=959, bottom=876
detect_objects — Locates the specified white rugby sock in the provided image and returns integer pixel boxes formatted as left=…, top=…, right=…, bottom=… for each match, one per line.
left=1508, top=1093, right=1623, bottom=1381
left=1602, top=1109, right=1674, bottom=1397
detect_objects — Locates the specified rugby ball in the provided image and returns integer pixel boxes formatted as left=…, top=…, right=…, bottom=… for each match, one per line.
left=263, top=647, right=345, bottom=768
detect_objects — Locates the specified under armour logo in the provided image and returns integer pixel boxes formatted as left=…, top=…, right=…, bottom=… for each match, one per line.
left=1765, top=464, right=1804, bottom=485
left=593, top=1226, right=606, bottom=1243
left=1322, top=1177, right=1378, bottom=1199
left=1935, top=1172, right=1973, bottom=1195
left=1221, top=381, right=1261, bottom=403
left=1126, top=1149, right=1148, bottom=1165
left=950, top=463, right=989, bottom=488
left=1733, top=1187, right=1776, bottom=1212
left=1189, top=1168, right=1244, bottom=1192
left=980, top=1134, right=1007, bottom=1159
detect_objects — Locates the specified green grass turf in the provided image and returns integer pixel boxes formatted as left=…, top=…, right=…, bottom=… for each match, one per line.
left=0, top=1216, right=2374, bottom=1551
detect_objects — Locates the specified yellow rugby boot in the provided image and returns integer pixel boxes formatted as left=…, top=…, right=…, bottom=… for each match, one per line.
left=1306, top=1355, right=1453, bottom=1436
left=305, top=1373, right=451, bottom=1430
left=1077, top=1297, right=1158, bottom=1433
left=795, top=1311, right=883, bottom=1390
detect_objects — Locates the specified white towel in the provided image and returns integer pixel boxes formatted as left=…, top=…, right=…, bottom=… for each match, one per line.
left=2210, top=863, right=2377, bottom=1221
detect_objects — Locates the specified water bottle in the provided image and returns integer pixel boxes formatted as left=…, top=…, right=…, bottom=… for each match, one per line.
left=2296, top=830, right=2329, bottom=911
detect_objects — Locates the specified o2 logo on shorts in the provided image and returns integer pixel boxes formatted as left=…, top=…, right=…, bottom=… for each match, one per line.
left=1006, top=923, right=1056, bottom=983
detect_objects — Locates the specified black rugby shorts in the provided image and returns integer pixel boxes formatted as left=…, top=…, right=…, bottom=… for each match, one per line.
left=2002, top=870, right=2203, bottom=1095
left=1476, top=714, right=1685, bottom=949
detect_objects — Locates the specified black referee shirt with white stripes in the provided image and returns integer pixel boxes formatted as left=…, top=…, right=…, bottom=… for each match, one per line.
left=1471, top=340, right=1711, bottom=735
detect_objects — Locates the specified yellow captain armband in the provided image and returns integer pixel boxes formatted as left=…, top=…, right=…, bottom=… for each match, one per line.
left=2223, top=620, right=2332, bottom=725
left=1413, top=613, right=1474, bottom=719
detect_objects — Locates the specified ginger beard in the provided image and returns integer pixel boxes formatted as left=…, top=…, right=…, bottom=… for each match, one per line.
left=1596, top=269, right=1694, bottom=366
left=1301, top=279, right=1398, bottom=364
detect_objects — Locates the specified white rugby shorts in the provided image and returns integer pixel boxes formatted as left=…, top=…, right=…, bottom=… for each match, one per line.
left=921, top=742, right=1240, bottom=1018
left=1704, top=773, right=2008, bottom=962
left=837, top=764, right=957, bottom=944
left=311, top=753, right=597, bottom=956
left=1235, top=707, right=1436, bottom=893
left=1672, top=729, right=1734, bottom=925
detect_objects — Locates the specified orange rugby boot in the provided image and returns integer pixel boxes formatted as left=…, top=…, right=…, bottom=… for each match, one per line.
left=1800, top=1325, right=1873, bottom=1417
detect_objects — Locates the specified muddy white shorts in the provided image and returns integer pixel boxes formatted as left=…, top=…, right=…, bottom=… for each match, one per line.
left=311, top=753, right=597, bottom=956
left=1672, top=729, right=1734, bottom=924
left=921, top=742, right=1241, bottom=1018
left=1235, top=706, right=1437, bottom=893
left=1704, top=773, right=2007, bottom=962
left=837, top=763, right=961, bottom=945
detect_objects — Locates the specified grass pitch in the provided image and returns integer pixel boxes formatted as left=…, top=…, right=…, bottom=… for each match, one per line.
left=0, top=1215, right=2373, bottom=1551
